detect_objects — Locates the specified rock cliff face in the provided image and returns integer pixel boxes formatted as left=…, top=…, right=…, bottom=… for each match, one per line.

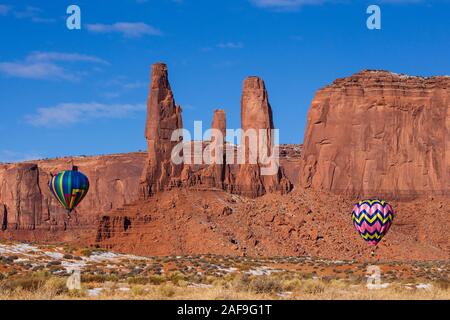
left=95, top=188, right=449, bottom=261
left=0, top=153, right=145, bottom=237
left=140, top=63, right=184, bottom=198
left=0, top=164, right=42, bottom=230
left=300, top=70, right=450, bottom=199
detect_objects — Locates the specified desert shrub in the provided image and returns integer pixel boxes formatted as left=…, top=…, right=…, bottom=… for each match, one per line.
left=168, top=271, right=186, bottom=285
left=127, top=276, right=150, bottom=285
left=300, top=279, right=326, bottom=295
left=80, top=248, right=107, bottom=257
left=8, top=269, right=18, bottom=276
left=148, top=275, right=166, bottom=285
left=232, top=273, right=251, bottom=291
left=177, top=280, right=188, bottom=288
left=81, top=273, right=118, bottom=283
left=0, top=271, right=50, bottom=292
left=185, top=273, right=205, bottom=284
left=434, top=278, right=449, bottom=290
left=31, top=265, right=44, bottom=272
left=46, top=260, right=62, bottom=266
left=67, top=289, right=86, bottom=298
left=344, top=269, right=354, bottom=274
left=131, top=285, right=147, bottom=296
left=211, top=272, right=237, bottom=288
left=80, top=249, right=94, bottom=257
left=1, top=256, right=14, bottom=264
left=62, top=246, right=76, bottom=254
left=159, top=284, right=176, bottom=298
left=282, top=278, right=302, bottom=291
left=42, top=277, right=68, bottom=295
left=248, top=276, right=283, bottom=294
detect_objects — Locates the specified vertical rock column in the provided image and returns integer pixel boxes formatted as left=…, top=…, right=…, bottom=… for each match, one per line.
left=235, top=77, right=292, bottom=197
left=202, top=109, right=227, bottom=189
left=140, top=63, right=183, bottom=198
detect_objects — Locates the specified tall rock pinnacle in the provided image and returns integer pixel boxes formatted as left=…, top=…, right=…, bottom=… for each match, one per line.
left=235, top=77, right=291, bottom=197
left=211, top=109, right=226, bottom=140
left=201, top=109, right=227, bottom=189
left=140, top=63, right=183, bottom=198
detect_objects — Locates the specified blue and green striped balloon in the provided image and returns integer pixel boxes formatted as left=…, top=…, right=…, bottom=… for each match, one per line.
left=48, top=168, right=90, bottom=213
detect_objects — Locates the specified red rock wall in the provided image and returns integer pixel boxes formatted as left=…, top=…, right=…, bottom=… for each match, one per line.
left=299, top=70, right=450, bottom=199
left=0, top=153, right=146, bottom=235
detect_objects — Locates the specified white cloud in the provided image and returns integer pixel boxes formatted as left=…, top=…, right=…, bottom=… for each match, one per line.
left=0, top=51, right=108, bottom=81
left=216, top=42, right=244, bottom=49
left=380, top=0, right=423, bottom=3
left=100, top=78, right=147, bottom=99
left=250, top=0, right=326, bottom=10
left=250, top=0, right=424, bottom=10
left=25, top=102, right=146, bottom=127
left=0, top=150, right=44, bottom=163
left=0, top=4, right=11, bottom=15
left=86, top=22, right=162, bottom=38
left=0, top=61, right=75, bottom=80
left=27, top=51, right=109, bottom=65
left=2, top=5, right=56, bottom=23
left=122, top=81, right=146, bottom=89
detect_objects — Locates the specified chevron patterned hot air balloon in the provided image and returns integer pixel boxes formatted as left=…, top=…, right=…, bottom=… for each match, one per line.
left=49, top=167, right=89, bottom=213
left=351, top=199, right=394, bottom=246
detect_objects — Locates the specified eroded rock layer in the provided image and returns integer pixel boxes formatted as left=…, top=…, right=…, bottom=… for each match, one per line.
left=0, top=153, right=146, bottom=238
left=94, top=188, right=449, bottom=261
left=300, top=70, right=450, bottom=199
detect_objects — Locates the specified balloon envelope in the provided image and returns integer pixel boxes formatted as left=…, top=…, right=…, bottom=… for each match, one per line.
left=351, top=199, right=394, bottom=246
left=49, top=169, right=89, bottom=212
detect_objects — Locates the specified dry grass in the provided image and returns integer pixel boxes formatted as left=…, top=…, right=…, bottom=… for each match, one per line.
left=0, top=273, right=448, bottom=300
left=1, top=242, right=448, bottom=300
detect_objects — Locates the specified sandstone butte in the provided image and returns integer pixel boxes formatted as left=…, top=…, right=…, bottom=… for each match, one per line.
left=0, top=64, right=448, bottom=262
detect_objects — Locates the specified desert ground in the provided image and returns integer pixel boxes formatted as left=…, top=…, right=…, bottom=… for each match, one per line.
left=0, top=242, right=448, bottom=300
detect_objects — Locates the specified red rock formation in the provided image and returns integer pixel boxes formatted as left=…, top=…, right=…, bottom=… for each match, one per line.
left=0, top=204, right=6, bottom=231
left=199, top=109, right=227, bottom=189
left=94, top=188, right=449, bottom=261
left=0, top=153, right=145, bottom=237
left=140, top=63, right=184, bottom=198
left=211, top=109, right=226, bottom=139
left=0, top=164, right=42, bottom=230
left=300, top=70, right=450, bottom=199
left=235, top=77, right=292, bottom=197
left=2, top=66, right=449, bottom=263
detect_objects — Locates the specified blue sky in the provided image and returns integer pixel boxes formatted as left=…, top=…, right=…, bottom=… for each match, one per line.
left=0, top=0, right=449, bottom=162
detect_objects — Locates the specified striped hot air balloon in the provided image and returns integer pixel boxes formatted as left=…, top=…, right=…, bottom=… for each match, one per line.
left=49, top=167, right=89, bottom=213
left=351, top=199, right=394, bottom=246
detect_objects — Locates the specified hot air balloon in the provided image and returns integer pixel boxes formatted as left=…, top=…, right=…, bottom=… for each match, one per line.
left=351, top=199, right=394, bottom=246
left=49, top=166, right=89, bottom=213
